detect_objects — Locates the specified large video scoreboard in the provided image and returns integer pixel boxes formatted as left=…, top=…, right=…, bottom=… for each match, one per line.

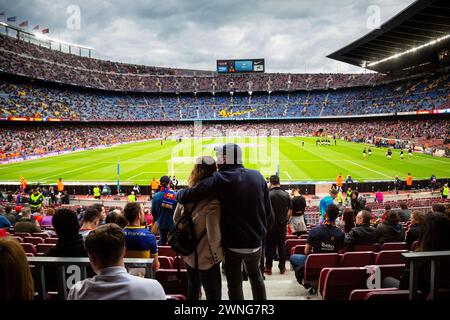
left=216, top=59, right=265, bottom=73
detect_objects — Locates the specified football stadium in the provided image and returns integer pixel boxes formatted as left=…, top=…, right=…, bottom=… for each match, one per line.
left=0, top=0, right=450, bottom=309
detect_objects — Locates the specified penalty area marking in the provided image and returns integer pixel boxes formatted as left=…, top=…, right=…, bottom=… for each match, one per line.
left=285, top=171, right=293, bottom=180
left=345, top=160, right=391, bottom=179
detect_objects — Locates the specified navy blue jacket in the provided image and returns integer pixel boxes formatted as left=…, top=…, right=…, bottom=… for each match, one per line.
left=176, top=164, right=274, bottom=249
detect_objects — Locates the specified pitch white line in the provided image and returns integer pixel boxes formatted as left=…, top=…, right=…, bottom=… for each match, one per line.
left=285, top=171, right=293, bottom=180
left=126, top=172, right=146, bottom=181
left=345, top=160, right=392, bottom=179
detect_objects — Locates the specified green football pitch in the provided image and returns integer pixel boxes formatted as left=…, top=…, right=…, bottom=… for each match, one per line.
left=0, top=137, right=449, bottom=185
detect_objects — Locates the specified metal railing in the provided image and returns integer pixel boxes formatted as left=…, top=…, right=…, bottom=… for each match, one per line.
left=28, top=257, right=154, bottom=300
left=402, top=251, right=450, bottom=300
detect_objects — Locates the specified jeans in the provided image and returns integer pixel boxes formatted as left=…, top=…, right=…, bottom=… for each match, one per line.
left=290, top=254, right=307, bottom=271
left=186, top=263, right=222, bottom=300
left=224, top=248, right=267, bottom=300
left=265, top=224, right=286, bottom=271
left=159, top=229, right=170, bottom=246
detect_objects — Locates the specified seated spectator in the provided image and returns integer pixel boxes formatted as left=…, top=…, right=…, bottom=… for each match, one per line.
left=79, top=207, right=101, bottom=241
left=123, top=202, right=159, bottom=270
left=105, top=209, right=127, bottom=228
left=91, top=204, right=106, bottom=225
left=143, top=207, right=153, bottom=227
left=399, top=202, right=410, bottom=222
left=4, top=206, right=16, bottom=226
left=344, top=210, right=378, bottom=249
left=376, top=211, right=405, bottom=244
left=0, top=205, right=12, bottom=229
left=382, top=213, right=450, bottom=298
left=67, top=224, right=166, bottom=300
left=32, top=207, right=45, bottom=225
left=336, top=208, right=354, bottom=234
left=0, top=237, right=35, bottom=300
left=14, top=207, right=42, bottom=233
left=46, top=209, right=87, bottom=257
left=291, top=204, right=344, bottom=286
left=405, top=211, right=425, bottom=250
left=40, top=207, right=55, bottom=228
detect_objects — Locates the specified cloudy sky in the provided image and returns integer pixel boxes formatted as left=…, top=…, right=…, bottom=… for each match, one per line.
left=2, top=0, right=415, bottom=73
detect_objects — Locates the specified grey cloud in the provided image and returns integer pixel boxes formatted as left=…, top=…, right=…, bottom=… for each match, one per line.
left=1, top=0, right=415, bottom=73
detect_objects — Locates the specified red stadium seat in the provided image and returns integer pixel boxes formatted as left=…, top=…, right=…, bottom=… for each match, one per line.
left=299, top=234, right=309, bottom=240
left=286, top=235, right=298, bottom=240
left=15, top=232, right=32, bottom=238
left=285, top=239, right=306, bottom=259
left=166, top=294, right=187, bottom=300
left=23, top=237, right=45, bottom=245
left=321, top=267, right=369, bottom=300
left=304, top=253, right=340, bottom=290
left=291, top=245, right=306, bottom=255
left=380, top=242, right=407, bottom=251
left=364, top=289, right=409, bottom=300
left=351, top=244, right=379, bottom=252
left=21, top=243, right=37, bottom=256
left=45, top=237, right=59, bottom=244
left=349, top=288, right=400, bottom=300
left=36, top=243, right=55, bottom=255
left=32, top=232, right=49, bottom=239
left=340, top=251, right=375, bottom=267
left=158, top=246, right=177, bottom=258
left=158, top=256, right=174, bottom=269
left=375, top=250, right=408, bottom=265
left=10, top=236, right=23, bottom=243
left=155, top=269, right=188, bottom=296
left=173, top=256, right=186, bottom=270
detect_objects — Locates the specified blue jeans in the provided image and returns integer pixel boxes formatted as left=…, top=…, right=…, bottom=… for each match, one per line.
left=290, top=254, right=307, bottom=271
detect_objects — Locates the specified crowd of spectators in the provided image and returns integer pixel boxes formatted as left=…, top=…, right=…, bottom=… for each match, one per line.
left=1, top=119, right=448, bottom=161
left=9, top=33, right=450, bottom=97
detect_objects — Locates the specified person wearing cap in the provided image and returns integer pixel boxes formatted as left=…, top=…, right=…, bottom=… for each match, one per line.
left=319, top=188, right=337, bottom=223
left=176, top=143, right=274, bottom=300
left=151, top=175, right=177, bottom=246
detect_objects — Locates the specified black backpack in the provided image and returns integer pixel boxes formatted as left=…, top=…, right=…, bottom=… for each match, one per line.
left=168, top=202, right=206, bottom=257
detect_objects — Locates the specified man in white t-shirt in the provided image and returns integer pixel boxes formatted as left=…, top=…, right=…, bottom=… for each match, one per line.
left=68, top=223, right=166, bottom=300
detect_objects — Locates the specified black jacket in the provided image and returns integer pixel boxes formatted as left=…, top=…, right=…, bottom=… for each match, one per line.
left=45, top=235, right=87, bottom=257
left=269, top=187, right=291, bottom=226
left=177, top=164, right=274, bottom=249
left=405, top=224, right=421, bottom=249
left=376, top=222, right=405, bottom=244
left=344, top=225, right=378, bottom=248
left=351, top=197, right=366, bottom=213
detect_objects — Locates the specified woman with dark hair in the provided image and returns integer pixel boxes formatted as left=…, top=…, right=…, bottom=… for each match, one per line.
left=376, top=211, right=405, bottom=244
left=405, top=211, right=425, bottom=249
left=0, top=237, right=35, bottom=300
left=350, top=191, right=366, bottom=214
left=382, top=213, right=450, bottom=298
left=173, top=156, right=223, bottom=300
left=336, top=208, right=355, bottom=234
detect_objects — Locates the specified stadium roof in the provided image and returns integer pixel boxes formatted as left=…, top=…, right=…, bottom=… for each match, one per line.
left=327, top=0, right=450, bottom=73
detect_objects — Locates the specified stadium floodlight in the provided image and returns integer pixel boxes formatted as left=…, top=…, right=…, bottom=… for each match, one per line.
left=367, top=34, right=450, bottom=67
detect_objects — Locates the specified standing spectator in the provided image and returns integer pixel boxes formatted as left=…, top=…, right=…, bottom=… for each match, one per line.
left=336, top=173, right=343, bottom=191
left=406, top=173, right=413, bottom=190
left=173, top=156, right=223, bottom=300
left=57, top=178, right=64, bottom=193
left=442, top=183, right=449, bottom=199
left=394, top=176, right=402, bottom=194
left=399, top=203, right=411, bottom=222
left=0, top=237, right=35, bottom=300
left=93, top=185, right=101, bottom=199
left=151, top=176, right=176, bottom=246
left=430, top=174, right=437, bottom=191
left=29, top=188, right=44, bottom=213
left=132, top=184, right=140, bottom=196
left=14, top=207, right=41, bottom=233
left=150, top=178, right=160, bottom=200
left=405, top=211, right=425, bottom=250
left=350, top=191, right=366, bottom=214
left=127, top=191, right=137, bottom=203
left=290, top=204, right=344, bottom=288
left=123, top=202, right=159, bottom=271
left=265, top=175, right=291, bottom=275
left=289, top=186, right=307, bottom=236
left=376, top=211, right=405, bottom=244
left=375, top=189, right=383, bottom=203
left=344, top=210, right=378, bottom=249
left=176, top=143, right=274, bottom=300
left=46, top=209, right=87, bottom=257
left=319, top=189, right=338, bottom=223
left=67, top=224, right=166, bottom=300
left=79, top=207, right=101, bottom=241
